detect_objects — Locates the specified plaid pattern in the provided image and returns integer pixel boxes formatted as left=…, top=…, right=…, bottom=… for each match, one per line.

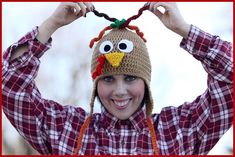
left=2, top=25, right=233, bottom=155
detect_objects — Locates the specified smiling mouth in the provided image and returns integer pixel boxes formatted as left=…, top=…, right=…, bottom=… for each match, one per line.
left=112, top=99, right=131, bottom=110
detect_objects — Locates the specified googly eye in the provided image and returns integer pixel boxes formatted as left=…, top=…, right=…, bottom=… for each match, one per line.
left=99, top=41, right=113, bottom=54
left=118, top=39, right=134, bottom=53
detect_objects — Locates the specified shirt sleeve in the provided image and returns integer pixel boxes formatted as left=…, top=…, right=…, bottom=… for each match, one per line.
left=154, top=25, right=233, bottom=155
left=2, top=27, right=86, bottom=154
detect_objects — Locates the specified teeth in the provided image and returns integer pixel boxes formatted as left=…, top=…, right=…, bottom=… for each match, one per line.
left=113, top=100, right=129, bottom=107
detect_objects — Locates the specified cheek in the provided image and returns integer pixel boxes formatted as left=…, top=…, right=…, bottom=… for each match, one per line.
left=130, top=80, right=145, bottom=98
left=97, top=81, right=110, bottom=100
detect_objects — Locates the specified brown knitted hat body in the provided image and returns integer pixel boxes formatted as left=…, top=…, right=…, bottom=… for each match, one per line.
left=90, top=28, right=153, bottom=116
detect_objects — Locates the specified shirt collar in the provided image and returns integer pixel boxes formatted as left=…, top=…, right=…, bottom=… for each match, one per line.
left=129, top=105, right=148, bottom=132
left=100, top=105, right=147, bottom=132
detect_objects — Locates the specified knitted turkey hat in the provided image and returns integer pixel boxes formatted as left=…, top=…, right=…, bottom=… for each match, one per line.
left=74, top=4, right=158, bottom=155
left=90, top=27, right=153, bottom=116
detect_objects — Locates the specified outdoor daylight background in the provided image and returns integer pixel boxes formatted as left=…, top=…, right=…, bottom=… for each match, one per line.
left=2, top=2, right=233, bottom=155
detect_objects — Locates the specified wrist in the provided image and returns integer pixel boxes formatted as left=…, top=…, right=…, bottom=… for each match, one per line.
left=42, top=17, right=61, bottom=34
left=47, top=16, right=63, bottom=31
left=174, top=22, right=190, bottom=39
left=37, top=18, right=59, bottom=44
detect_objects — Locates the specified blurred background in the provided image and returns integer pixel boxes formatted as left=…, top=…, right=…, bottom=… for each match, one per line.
left=2, top=2, right=233, bottom=155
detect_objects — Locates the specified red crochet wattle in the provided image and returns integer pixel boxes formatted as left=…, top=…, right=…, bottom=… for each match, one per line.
left=92, top=55, right=106, bottom=80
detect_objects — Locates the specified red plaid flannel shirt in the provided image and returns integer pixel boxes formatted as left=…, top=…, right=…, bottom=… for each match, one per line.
left=2, top=25, right=233, bottom=155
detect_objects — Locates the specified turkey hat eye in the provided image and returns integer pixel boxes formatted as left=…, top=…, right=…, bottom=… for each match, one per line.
left=118, top=39, right=134, bottom=53
left=99, top=41, right=113, bottom=54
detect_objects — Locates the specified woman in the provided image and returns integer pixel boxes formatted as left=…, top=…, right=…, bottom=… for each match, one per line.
left=2, top=2, right=233, bottom=155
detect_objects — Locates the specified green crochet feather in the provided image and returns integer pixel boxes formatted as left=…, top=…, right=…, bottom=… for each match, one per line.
left=110, top=19, right=126, bottom=28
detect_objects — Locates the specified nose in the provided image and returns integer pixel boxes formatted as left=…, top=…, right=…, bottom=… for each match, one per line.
left=113, top=79, right=127, bottom=98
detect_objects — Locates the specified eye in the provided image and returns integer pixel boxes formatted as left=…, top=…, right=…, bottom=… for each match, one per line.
left=124, top=75, right=137, bottom=82
left=102, top=76, right=114, bottom=82
left=118, top=39, right=134, bottom=53
left=99, top=41, right=113, bottom=54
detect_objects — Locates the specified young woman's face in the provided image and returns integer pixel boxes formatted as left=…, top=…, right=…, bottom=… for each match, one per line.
left=97, top=74, right=145, bottom=120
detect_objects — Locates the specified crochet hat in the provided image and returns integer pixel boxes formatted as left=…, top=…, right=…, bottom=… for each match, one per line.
left=90, top=27, right=153, bottom=116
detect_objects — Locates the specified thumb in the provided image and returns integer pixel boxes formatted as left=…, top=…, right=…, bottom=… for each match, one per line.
left=153, top=9, right=163, bottom=19
left=147, top=2, right=165, bottom=20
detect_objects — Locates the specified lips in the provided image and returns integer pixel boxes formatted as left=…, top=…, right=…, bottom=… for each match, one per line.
left=112, top=99, right=131, bottom=110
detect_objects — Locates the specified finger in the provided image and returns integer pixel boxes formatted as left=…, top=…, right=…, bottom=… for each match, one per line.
left=63, top=2, right=80, bottom=14
left=154, top=2, right=170, bottom=12
left=149, top=2, right=154, bottom=11
left=150, top=2, right=166, bottom=14
left=149, top=2, right=160, bottom=12
left=92, top=4, right=95, bottom=11
left=84, top=2, right=93, bottom=12
left=144, top=2, right=150, bottom=7
left=70, top=3, right=81, bottom=15
left=77, top=2, right=87, bottom=17
left=153, top=9, right=163, bottom=19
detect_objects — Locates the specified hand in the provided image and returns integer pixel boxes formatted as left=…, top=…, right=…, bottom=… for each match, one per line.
left=49, top=2, right=94, bottom=29
left=146, top=2, right=190, bottom=38
left=36, top=2, right=94, bottom=44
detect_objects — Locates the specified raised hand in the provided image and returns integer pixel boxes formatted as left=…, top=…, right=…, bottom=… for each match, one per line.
left=146, top=2, right=190, bottom=38
left=48, top=2, right=94, bottom=29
